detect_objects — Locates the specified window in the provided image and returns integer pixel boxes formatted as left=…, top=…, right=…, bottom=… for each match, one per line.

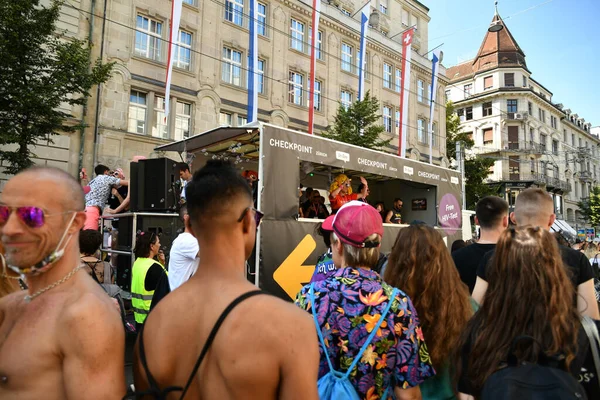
left=401, top=9, right=409, bottom=26
left=128, top=90, right=147, bottom=134
left=417, top=80, right=424, bottom=102
left=579, top=137, right=582, bottom=147
left=483, top=128, right=493, bottom=146
left=540, top=134, right=547, bottom=152
left=257, top=59, right=265, bottom=94
left=341, top=43, right=353, bottom=73
left=383, top=106, right=392, bottom=133
left=152, top=96, right=168, bottom=138
left=445, top=89, right=450, bottom=101
left=417, top=119, right=426, bottom=143
left=484, top=75, right=493, bottom=90
left=175, top=101, right=191, bottom=140
left=551, top=116, right=557, bottom=129
left=309, top=28, right=323, bottom=60
left=219, top=112, right=232, bottom=126
left=224, top=0, right=244, bottom=26
left=572, top=133, right=575, bottom=146
left=379, top=0, right=388, bottom=14
left=507, top=99, right=518, bottom=113
left=222, top=47, right=242, bottom=86
left=383, top=63, right=392, bottom=89
left=552, top=140, right=559, bottom=155
left=465, top=106, right=473, bottom=121
left=529, top=127, right=534, bottom=143
left=174, top=30, right=192, bottom=70
left=538, top=108, right=545, bottom=122
left=341, top=8, right=351, bottom=17
left=504, top=73, right=515, bottom=87
left=563, top=129, right=567, bottom=142
left=183, top=0, right=195, bottom=4
left=528, top=101, right=533, bottom=115
left=288, top=71, right=304, bottom=105
left=312, top=80, right=322, bottom=111
left=523, top=76, right=527, bottom=87
left=135, top=15, right=162, bottom=61
left=341, top=90, right=352, bottom=110
left=432, top=122, right=437, bottom=147
left=464, top=84, right=472, bottom=96
left=395, top=110, right=400, bottom=129
left=237, top=115, right=247, bottom=126
left=530, top=159, right=536, bottom=173
left=257, top=3, right=267, bottom=36
left=393, top=69, right=400, bottom=92
left=509, top=156, right=520, bottom=179
left=291, top=19, right=305, bottom=52
left=482, top=102, right=492, bottom=117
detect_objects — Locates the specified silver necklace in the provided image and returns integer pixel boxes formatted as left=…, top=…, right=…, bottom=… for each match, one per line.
left=24, top=264, right=85, bottom=303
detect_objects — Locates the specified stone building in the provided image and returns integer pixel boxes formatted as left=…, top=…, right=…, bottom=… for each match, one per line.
left=446, top=10, right=598, bottom=232
left=0, top=0, right=449, bottom=189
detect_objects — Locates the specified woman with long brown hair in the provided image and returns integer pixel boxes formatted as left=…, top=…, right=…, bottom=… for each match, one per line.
left=384, top=223, right=473, bottom=399
left=456, top=226, right=584, bottom=398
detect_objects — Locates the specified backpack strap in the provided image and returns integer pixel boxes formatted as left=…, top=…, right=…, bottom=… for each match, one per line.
left=178, top=290, right=265, bottom=399
left=345, top=288, right=398, bottom=379
left=581, top=316, right=600, bottom=392
left=309, top=283, right=336, bottom=374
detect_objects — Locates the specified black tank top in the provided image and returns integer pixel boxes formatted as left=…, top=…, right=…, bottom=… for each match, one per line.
left=390, top=208, right=402, bottom=224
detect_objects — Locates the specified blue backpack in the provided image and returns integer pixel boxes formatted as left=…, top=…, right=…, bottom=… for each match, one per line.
left=309, top=283, right=398, bottom=400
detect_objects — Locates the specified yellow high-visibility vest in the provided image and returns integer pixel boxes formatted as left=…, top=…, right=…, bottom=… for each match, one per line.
left=131, top=257, right=165, bottom=324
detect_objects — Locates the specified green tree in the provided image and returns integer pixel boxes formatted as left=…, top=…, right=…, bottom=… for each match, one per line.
left=0, top=0, right=114, bottom=174
left=445, top=101, right=497, bottom=209
left=321, top=91, right=392, bottom=151
left=578, top=186, right=600, bottom=227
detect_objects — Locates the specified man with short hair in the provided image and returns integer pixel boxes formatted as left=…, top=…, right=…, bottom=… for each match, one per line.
left=295, top=201, right=434, bottom=399
left=168, top=204, right=199, bottom=291
left=302, top=190, right=329, bottom=219
left=385, top=198, right=404, bottom=224
left=178, top=162, right=193, bottom=202
left=472, top=188, right=599, bottom=318
left=134, top=160, right=319, bottom=399
left=452, top=196, right=509, bottom=293
left=84, top=164, right=128, bottom=230
left=0, top=167, right=125, bottom=399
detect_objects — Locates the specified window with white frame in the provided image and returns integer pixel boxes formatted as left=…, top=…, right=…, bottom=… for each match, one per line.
left=383, top=106, right=392, bottom=133
left=219, top=112, right=232, bottom=126
left=237, top=115, right=247, bottom=126
left=340, top=8, right=351, bottom=16
left=341, top=43, right=353, bottom=73
left=222, top=47, right=243, bottom=86
left=135, top=15, right=162, bottom=61
left=522, top=76, right=528, bottom=87
left=379, top=0, right=388, bottom=14
left=175, top=101, right=191, bottom=140
left=432, top=122, right=437, bottom=147
left=291, top=19, right=305, bottom=52
left=464, top=83, right=472, bottom=96
left=401, top=9, right=409, bottom=26
left=308, top=28, right=323, bottom=60
left=174, top=30, right=192, bottom=70
left=395, top=68, right=401, bottom=92
left=417, top=118, right=426, bottom=143
left=257, top=59, right=265, bottom=94
left=383, top=63, right=392, bottom=89
left=183, top=0, right=195, bottom=5
left=225, top=0, right=244, bottom=26
left=152, top=96, right=168, bottom=138
left=395, top=110, right=400, bottom=129
left=257, top=2, right=267, bottom=36
left=307, top=80, right=322, bottom=111
left=128, top=90, right=147, bottom=134
left=341, top=90, right=352, bottom=110
left=288, top=71, right=304, bottom=105
left=417, top=80, right=424, bottom=102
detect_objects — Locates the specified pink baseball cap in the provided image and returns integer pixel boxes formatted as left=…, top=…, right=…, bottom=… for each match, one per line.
left=322, top=201, right=383, bottom=248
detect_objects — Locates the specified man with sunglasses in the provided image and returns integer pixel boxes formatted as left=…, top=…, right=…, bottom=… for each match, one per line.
left=133, top=160, right=319, bottom=399
left=84, top=164, right=128, bottom=230
left=0, top=167, right=125, bottom=399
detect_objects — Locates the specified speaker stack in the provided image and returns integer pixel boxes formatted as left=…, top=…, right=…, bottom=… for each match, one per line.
left=130, top=157, right=181, bottom=212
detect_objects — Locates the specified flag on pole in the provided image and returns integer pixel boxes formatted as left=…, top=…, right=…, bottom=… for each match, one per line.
left=307, top=0, right=321, bottom=134
left=357, top=2, right=370, bottom=101
left=398, top=27, right=415, bottom=158
left=164, top=0, right=183, bottom=122
left=247, top=0, right=259, bottom=123
left=428, top=50, right=441, bottom=164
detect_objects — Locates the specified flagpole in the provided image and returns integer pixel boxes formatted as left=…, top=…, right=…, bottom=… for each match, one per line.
left=307, top=0, right=321, bottom=134
left=247, top=0, right=258, bottom=122
left=398, top=27, right=415, bottom=158
left=164, top=0, right=183, bottom=122
left=357, top=3, right=370, bottom=101
left=428, top=50, right=441, bottom=164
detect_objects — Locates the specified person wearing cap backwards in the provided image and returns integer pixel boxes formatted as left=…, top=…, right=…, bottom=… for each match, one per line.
left=295, top=201, right=434, bottom=400
left=328, top=174, right=369, bottom=213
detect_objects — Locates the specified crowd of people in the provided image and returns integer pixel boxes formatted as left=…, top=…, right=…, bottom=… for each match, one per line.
left=2, top=162, right=600, bottom=400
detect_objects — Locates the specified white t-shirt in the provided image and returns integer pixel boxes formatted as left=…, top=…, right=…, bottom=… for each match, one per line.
left=168, top=232, right=199, bottom=291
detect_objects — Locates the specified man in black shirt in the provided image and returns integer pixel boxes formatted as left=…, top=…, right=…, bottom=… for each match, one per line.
left=385, top=198, right=403, bottom=224
left=302, top=190, right=329, bottom=219
left=472, top=188, right=599, bottom=318
left=452, top=196, right=508, bottom=293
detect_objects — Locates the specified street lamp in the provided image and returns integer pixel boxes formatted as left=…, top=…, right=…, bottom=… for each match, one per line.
left=350, top=0, right=380, bottom=27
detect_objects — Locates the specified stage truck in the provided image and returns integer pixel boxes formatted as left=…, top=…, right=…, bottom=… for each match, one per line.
left=156, top=123, right=469, bottom=300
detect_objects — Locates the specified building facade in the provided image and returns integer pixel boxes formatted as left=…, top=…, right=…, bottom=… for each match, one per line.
left=0, top=0, right=450, bottom=189
left=446, top=11, right=598, bottom=231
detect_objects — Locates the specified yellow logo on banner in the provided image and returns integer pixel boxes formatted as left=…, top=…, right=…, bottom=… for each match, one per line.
left=273, top=234, right=316, bottom=299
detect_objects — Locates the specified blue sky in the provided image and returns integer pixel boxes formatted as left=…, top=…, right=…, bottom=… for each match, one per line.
left=426, top=0, right=599, bottom=126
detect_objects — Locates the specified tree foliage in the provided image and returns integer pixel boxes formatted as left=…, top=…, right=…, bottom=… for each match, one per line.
left=321, top=91, right=392, bottom=151
left=0, top=0, right=114, bottom=174
left=445, top=101, right=497, bottom=209
left=578, top=186, right=600, bottom=227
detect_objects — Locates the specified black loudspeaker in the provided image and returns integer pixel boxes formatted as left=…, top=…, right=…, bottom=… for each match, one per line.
left=129, top=162, right=141, bottom=212
left=136, top=158, right=179, bottom=212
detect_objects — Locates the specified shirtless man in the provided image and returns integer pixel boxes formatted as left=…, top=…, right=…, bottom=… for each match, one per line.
left=134, top=160, right=319, bottom=399
left=0, top=167, right=125, bottom=399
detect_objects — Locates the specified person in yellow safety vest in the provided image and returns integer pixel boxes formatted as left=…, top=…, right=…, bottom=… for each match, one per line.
left=131, top=231, right=166, bottom=330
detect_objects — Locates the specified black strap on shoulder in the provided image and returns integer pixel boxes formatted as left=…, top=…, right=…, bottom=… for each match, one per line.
left=179, top=290, right=265, bottom=399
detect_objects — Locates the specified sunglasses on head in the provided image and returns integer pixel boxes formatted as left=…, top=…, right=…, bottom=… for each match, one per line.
left=237, top=207, right=264, bottom=228
left=0, top=205, right=71, bottom=229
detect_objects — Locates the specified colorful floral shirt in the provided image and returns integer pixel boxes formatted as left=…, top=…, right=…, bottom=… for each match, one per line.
left=295, top=267, right=435, bottom=399
left=309, top=249, right=336, bottom=283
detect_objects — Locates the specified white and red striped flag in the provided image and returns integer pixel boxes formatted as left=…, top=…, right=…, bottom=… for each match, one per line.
left=164, top=0, right=183, bottom=122
left=307, top=0, right=321, bottom=135
left=398, top=27, right=415, bottom=158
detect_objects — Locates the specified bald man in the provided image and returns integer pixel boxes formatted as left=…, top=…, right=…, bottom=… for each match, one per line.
left=0, top=167, right=125, bottom=399
left=472, top=188, right=599, bottom=318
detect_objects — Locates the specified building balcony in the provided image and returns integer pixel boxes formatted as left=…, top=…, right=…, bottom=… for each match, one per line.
left=544, top=176, right=572, bottom=192
left=579, top=171, right=593, bottom=182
